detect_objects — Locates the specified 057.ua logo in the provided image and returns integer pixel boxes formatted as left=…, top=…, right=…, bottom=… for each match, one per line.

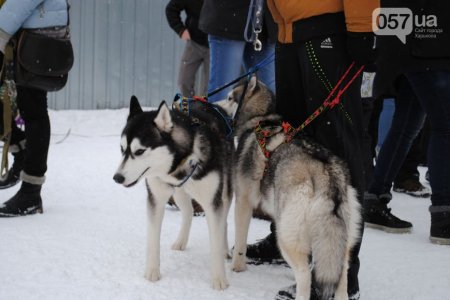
left=372, top=8, right=438, bottom=44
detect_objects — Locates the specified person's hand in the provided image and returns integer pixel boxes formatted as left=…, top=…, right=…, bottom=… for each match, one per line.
left=180, top=29, right=190, bottom=41
left=346, top=32, right=377, bottom=66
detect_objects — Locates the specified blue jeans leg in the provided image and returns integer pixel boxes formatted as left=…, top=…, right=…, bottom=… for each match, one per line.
left=207, top=35, right=245, bottom=102
left=243, top=42, right=275, bottom=93
left=207, top=35, right=275, bottom=102
left=406, top=71, right=450, bottom=206
left=369, top=76, right=426, bottom=196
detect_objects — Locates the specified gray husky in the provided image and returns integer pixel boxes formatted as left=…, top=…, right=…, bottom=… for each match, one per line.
left=217, top=76, right=361, bottom=300
left=113, top=96, right=232, bottom=290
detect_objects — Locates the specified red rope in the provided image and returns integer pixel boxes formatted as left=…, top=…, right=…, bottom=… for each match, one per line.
left=283, top=62, right=365, bottom=141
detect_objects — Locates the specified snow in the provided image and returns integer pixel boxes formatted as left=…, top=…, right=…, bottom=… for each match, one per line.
left=1, top=108, right=449, bottom=300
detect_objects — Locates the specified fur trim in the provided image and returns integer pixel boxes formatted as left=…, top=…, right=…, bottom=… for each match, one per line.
left=8, top=140, right=26, bottom=153
left=429, top=205, right=450, bottom=213
left=20, top=171, right=45, bottom=185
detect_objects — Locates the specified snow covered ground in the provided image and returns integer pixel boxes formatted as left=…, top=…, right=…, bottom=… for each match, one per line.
left=0, top=108, right=448, bottom=300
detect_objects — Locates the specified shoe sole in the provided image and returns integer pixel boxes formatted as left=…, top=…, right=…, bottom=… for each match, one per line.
left=430, top=236, right=450, bottom=245
left=365, top=222, right=412, bottom=234
left=0, top=206, right=43, bottom=218
left=247, top=258, right=290, bottom=267
left=393, top=187, right=431, bottom=198
left=0, top=180, right=21, bottom=190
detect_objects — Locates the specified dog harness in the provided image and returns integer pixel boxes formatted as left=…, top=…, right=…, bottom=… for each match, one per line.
left=255, top=62, right=364, bottom=159
left=172, top=94, right=234, bottom=138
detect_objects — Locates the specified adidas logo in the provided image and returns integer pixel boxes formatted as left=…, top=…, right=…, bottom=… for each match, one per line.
left=320, top=37, right=333, bottom=49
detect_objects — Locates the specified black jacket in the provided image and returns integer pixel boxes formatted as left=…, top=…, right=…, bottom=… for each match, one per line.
left=199, top=0, right=277, bottom=43
left=165, top=0, right=208, bottom=47
left=375, top=0, right=450, bottom=96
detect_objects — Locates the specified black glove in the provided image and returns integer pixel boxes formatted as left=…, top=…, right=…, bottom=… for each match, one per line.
left=346, top=32, right=377, bottom=66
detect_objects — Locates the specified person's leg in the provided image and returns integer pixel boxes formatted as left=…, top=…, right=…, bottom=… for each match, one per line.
left=207, top=35, right=245, bottom=102
left=200, top=45, right=210, bottom=97
left=243, top=42, right=276, bottom=94
left=393, top=125, right=431, bottom=198
left=405, top=70, right=450, bottom=244
left=369, top=79, right=426, bottom=196
left=0, top=86, right=49, bottom=217
left=365, top=77, right=426, bottom=232
left=297, top=34, right=365, bottom=298
left=177, top=40, right=205, bottom=98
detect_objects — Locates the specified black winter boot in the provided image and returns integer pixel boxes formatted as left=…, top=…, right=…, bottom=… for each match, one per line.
left=429, top=206, right=450, bottom=245
left=393, top=178, right=431, bottom=198
left=246, top=222, right=287, bottom=266
left=0, top=145, right=25, bottom=189
left=363, top=192, right=413, bottom=233
left=0, top=181, right=43, bottom=217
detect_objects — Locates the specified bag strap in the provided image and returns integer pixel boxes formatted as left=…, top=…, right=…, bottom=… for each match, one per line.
left=0, top=42, right=17, bottom=176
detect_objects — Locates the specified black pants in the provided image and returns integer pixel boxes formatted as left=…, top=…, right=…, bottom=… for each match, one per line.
left=275, top=35, right=365, bottom=294
left=2, top=86, right=50, bottom=178
left=394, top=117, right=430, bottom=183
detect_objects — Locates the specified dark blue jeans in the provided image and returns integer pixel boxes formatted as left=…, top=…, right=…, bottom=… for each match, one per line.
left=369, top=70, right=450, bottom=206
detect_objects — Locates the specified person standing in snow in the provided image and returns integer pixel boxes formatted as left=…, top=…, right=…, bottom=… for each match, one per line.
left=165, top=0, right=209, bottom=98
left=198, top=0, right=277, bottom=102
left=0, top=0, right=72, bottom=217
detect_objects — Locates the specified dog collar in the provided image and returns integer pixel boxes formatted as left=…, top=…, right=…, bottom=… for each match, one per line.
left=169, top=158, right=198, bottom=188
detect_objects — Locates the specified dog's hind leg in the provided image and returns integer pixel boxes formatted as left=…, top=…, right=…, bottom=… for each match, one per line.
left=231, top=187, right=253, bottom=272
left=171, top=188, right=194, bottom=251
left=278, top=236, right=311, bottom=300
left=222, top=194, right=232, bottom=259
left=144, top=178, right=173, bottom=282
left=277, top=204, right=312, bottom=300
left=334, top=246, right=350, bottom=300
left=204, top=204, right=229, bottom=290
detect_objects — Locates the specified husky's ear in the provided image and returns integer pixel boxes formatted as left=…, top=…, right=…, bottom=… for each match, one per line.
left=246, top=74, right=258, bottom=96
left=154, top=101, right=173, bottom=132
left=128, top=95, right=143, bottom=120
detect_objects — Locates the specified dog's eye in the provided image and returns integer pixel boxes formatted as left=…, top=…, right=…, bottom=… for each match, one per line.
left=227, top=95, right=233, bottom=101
left=134, top=149, right=145, bottom=156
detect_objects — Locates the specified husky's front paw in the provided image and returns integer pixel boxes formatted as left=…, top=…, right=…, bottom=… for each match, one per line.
left=231, top=255, right=247, bottom=272
left=144, top=268, right=161, bottom=282
left=211, top=277, right=229, bottom=290
left=171, top=240, right=187, bottom=251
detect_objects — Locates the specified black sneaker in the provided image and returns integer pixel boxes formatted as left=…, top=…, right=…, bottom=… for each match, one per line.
left=275, top=283, right=360, bottom=300
left=0, top=150, right=24, bottom=189
left=429, top=206, right=450, bottom=245
left=364, top=193, right=413, bottom=233
left=246, top=231, right=287, bottom=266
left=0, top=182, right=43, bottom=217
left=393, top=179, right=431, bottom=198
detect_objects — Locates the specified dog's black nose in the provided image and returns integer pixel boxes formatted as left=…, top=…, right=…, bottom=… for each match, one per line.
left=113, top=173, right=125, bottom=184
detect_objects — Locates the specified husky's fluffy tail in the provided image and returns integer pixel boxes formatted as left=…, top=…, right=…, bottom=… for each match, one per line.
left=312, top=160, right=360, bottom=300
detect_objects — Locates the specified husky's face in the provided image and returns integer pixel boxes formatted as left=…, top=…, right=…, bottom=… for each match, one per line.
left=113, top=97, right=176, bottom=187
left=216, top=74, right=274, bottom=123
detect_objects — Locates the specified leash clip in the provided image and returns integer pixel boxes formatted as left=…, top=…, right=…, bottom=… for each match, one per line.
left=5, top=80, right=17, bottom=99
left=253, top=30, right=262, bottom=51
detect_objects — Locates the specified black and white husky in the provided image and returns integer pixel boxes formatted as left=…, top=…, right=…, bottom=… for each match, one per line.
left=113, top=96, right=232, bottom=290
left=217, top=76, right=361, bottom=300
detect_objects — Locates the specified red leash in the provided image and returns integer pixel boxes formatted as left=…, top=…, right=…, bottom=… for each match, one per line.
left=282, top=62, right=365, bottom=142
left=256, top=62, right=365, bottom=158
